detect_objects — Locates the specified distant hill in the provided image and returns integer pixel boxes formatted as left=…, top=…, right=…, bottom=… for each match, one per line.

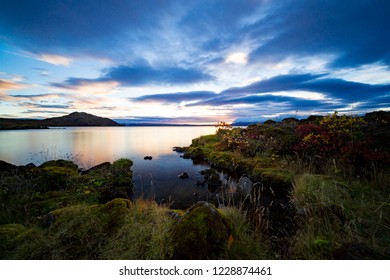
left=0, top=112, right=120, bottom=130
left=42, top=112, right=120, bottom=127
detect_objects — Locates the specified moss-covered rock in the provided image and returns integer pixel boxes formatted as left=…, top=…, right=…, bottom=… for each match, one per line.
left=168, top=201, right=231, bottom=259
left=81, top=159, right=134, bottom=203
left=36, top=160, right=79, bottom=191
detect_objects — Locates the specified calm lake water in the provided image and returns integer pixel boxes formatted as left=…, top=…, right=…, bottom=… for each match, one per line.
left=0, top=126, right=218, bottom=208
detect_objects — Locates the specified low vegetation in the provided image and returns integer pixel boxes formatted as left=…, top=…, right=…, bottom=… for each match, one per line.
left=184, top=111, right=390, bottom=259
left=1, top=111, right=389, bottom=259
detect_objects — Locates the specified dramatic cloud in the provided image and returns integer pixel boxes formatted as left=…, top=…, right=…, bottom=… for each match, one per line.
left=0, top=79, right=25, bottom=93
left=51, top=78, right=120, bottom=94
left=0, top=0, right=176, bottom=61
left=1, top=0, right=389, bottom=122
left=249, top=0, right=390, bottom=68
left=19, top=101, right=71, bottom=109
left=132, top=73, right=390, bottom=117
left=133, top=91, right=217, bottom=104
left=10, top=93, right=68, bottom=100
left=52, top=62, right=214, bottom=90
left=103, top=63, right=214, bottom=86
left=37, top=54, right=73, bottom=66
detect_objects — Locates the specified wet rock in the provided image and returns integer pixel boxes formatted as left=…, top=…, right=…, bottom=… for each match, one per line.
left=200, top=169, right=222, bottom=192
left=173, top=146, right=187, bottom=153
left=237, top=175, right=253, bottom=195
left=143, top=156, right=153, bottom=160
left=193, top=192, right=202, bottom=201
left=178, top=172, right=189, bottom=179
left=168, top=201, right=231, bottom=259
left=207, top=173, right=222, bottom=192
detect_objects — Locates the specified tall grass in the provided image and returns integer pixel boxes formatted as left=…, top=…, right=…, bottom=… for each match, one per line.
left=288, top=173, right=390, bottom=259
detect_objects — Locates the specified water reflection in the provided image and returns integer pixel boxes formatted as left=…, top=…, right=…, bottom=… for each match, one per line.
left=0, top=126, right=217, bottom=208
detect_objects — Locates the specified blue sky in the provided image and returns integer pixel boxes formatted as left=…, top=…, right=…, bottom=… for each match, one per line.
left=0, top=0, right=389, bottom=123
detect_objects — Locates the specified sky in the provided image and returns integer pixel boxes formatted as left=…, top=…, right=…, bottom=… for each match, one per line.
left=0, top=0, right=389, bottom=124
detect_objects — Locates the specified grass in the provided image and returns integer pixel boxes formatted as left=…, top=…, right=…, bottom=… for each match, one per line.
left=0, top=198, right=269, bottom=259
left=183, top=118, right=390, bottom=259
left=288, top=173, right=390, bottom=259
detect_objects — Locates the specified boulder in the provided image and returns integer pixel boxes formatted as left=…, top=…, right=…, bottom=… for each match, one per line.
left=81, top=159, right=134, bottom=203
left=200, top=169, right=222, bottom=192
left=168, top=201, right=231, bottom=259
left=143, top=156, right=153, bottom=160
left=36, top=160, right=79, bottom=191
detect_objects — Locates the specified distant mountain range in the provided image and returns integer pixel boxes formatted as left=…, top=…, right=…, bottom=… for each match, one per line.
left=0, top=112, right=120, bottom=130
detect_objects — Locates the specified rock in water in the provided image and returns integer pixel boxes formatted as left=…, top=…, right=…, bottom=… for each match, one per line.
left=168, top=201, right=231, bottom=259
left=178, top=172, right=189, bottom=179
left=237, top=175, right=253, bottom=195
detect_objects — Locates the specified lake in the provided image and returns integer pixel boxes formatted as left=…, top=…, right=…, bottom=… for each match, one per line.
left=0, top=126, right=219, bottom=208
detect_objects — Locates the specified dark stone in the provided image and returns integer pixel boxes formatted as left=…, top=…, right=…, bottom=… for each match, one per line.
left=144, top=156, right=153, bottom=160
left=173, top=146, right=187, bottom=153
left=199, top=169, right=222, bottom=192
left=178, top=172, right=189, bottom=179
left=80, top=162, right=111, bottom=175
left=237, top=175, right=253, bottom=195
left=207, top=173, right=222, bottom=192
left=193, top=192, right=202, bottom=200
left=168, top=201, right=231, bottom=259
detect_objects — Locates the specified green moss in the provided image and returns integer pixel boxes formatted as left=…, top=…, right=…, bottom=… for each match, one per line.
left=112, top=158, right=133, bottom=170
left=168, top=201, right=231, bottom=259
left=39, top=160, right=78, bottom=171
